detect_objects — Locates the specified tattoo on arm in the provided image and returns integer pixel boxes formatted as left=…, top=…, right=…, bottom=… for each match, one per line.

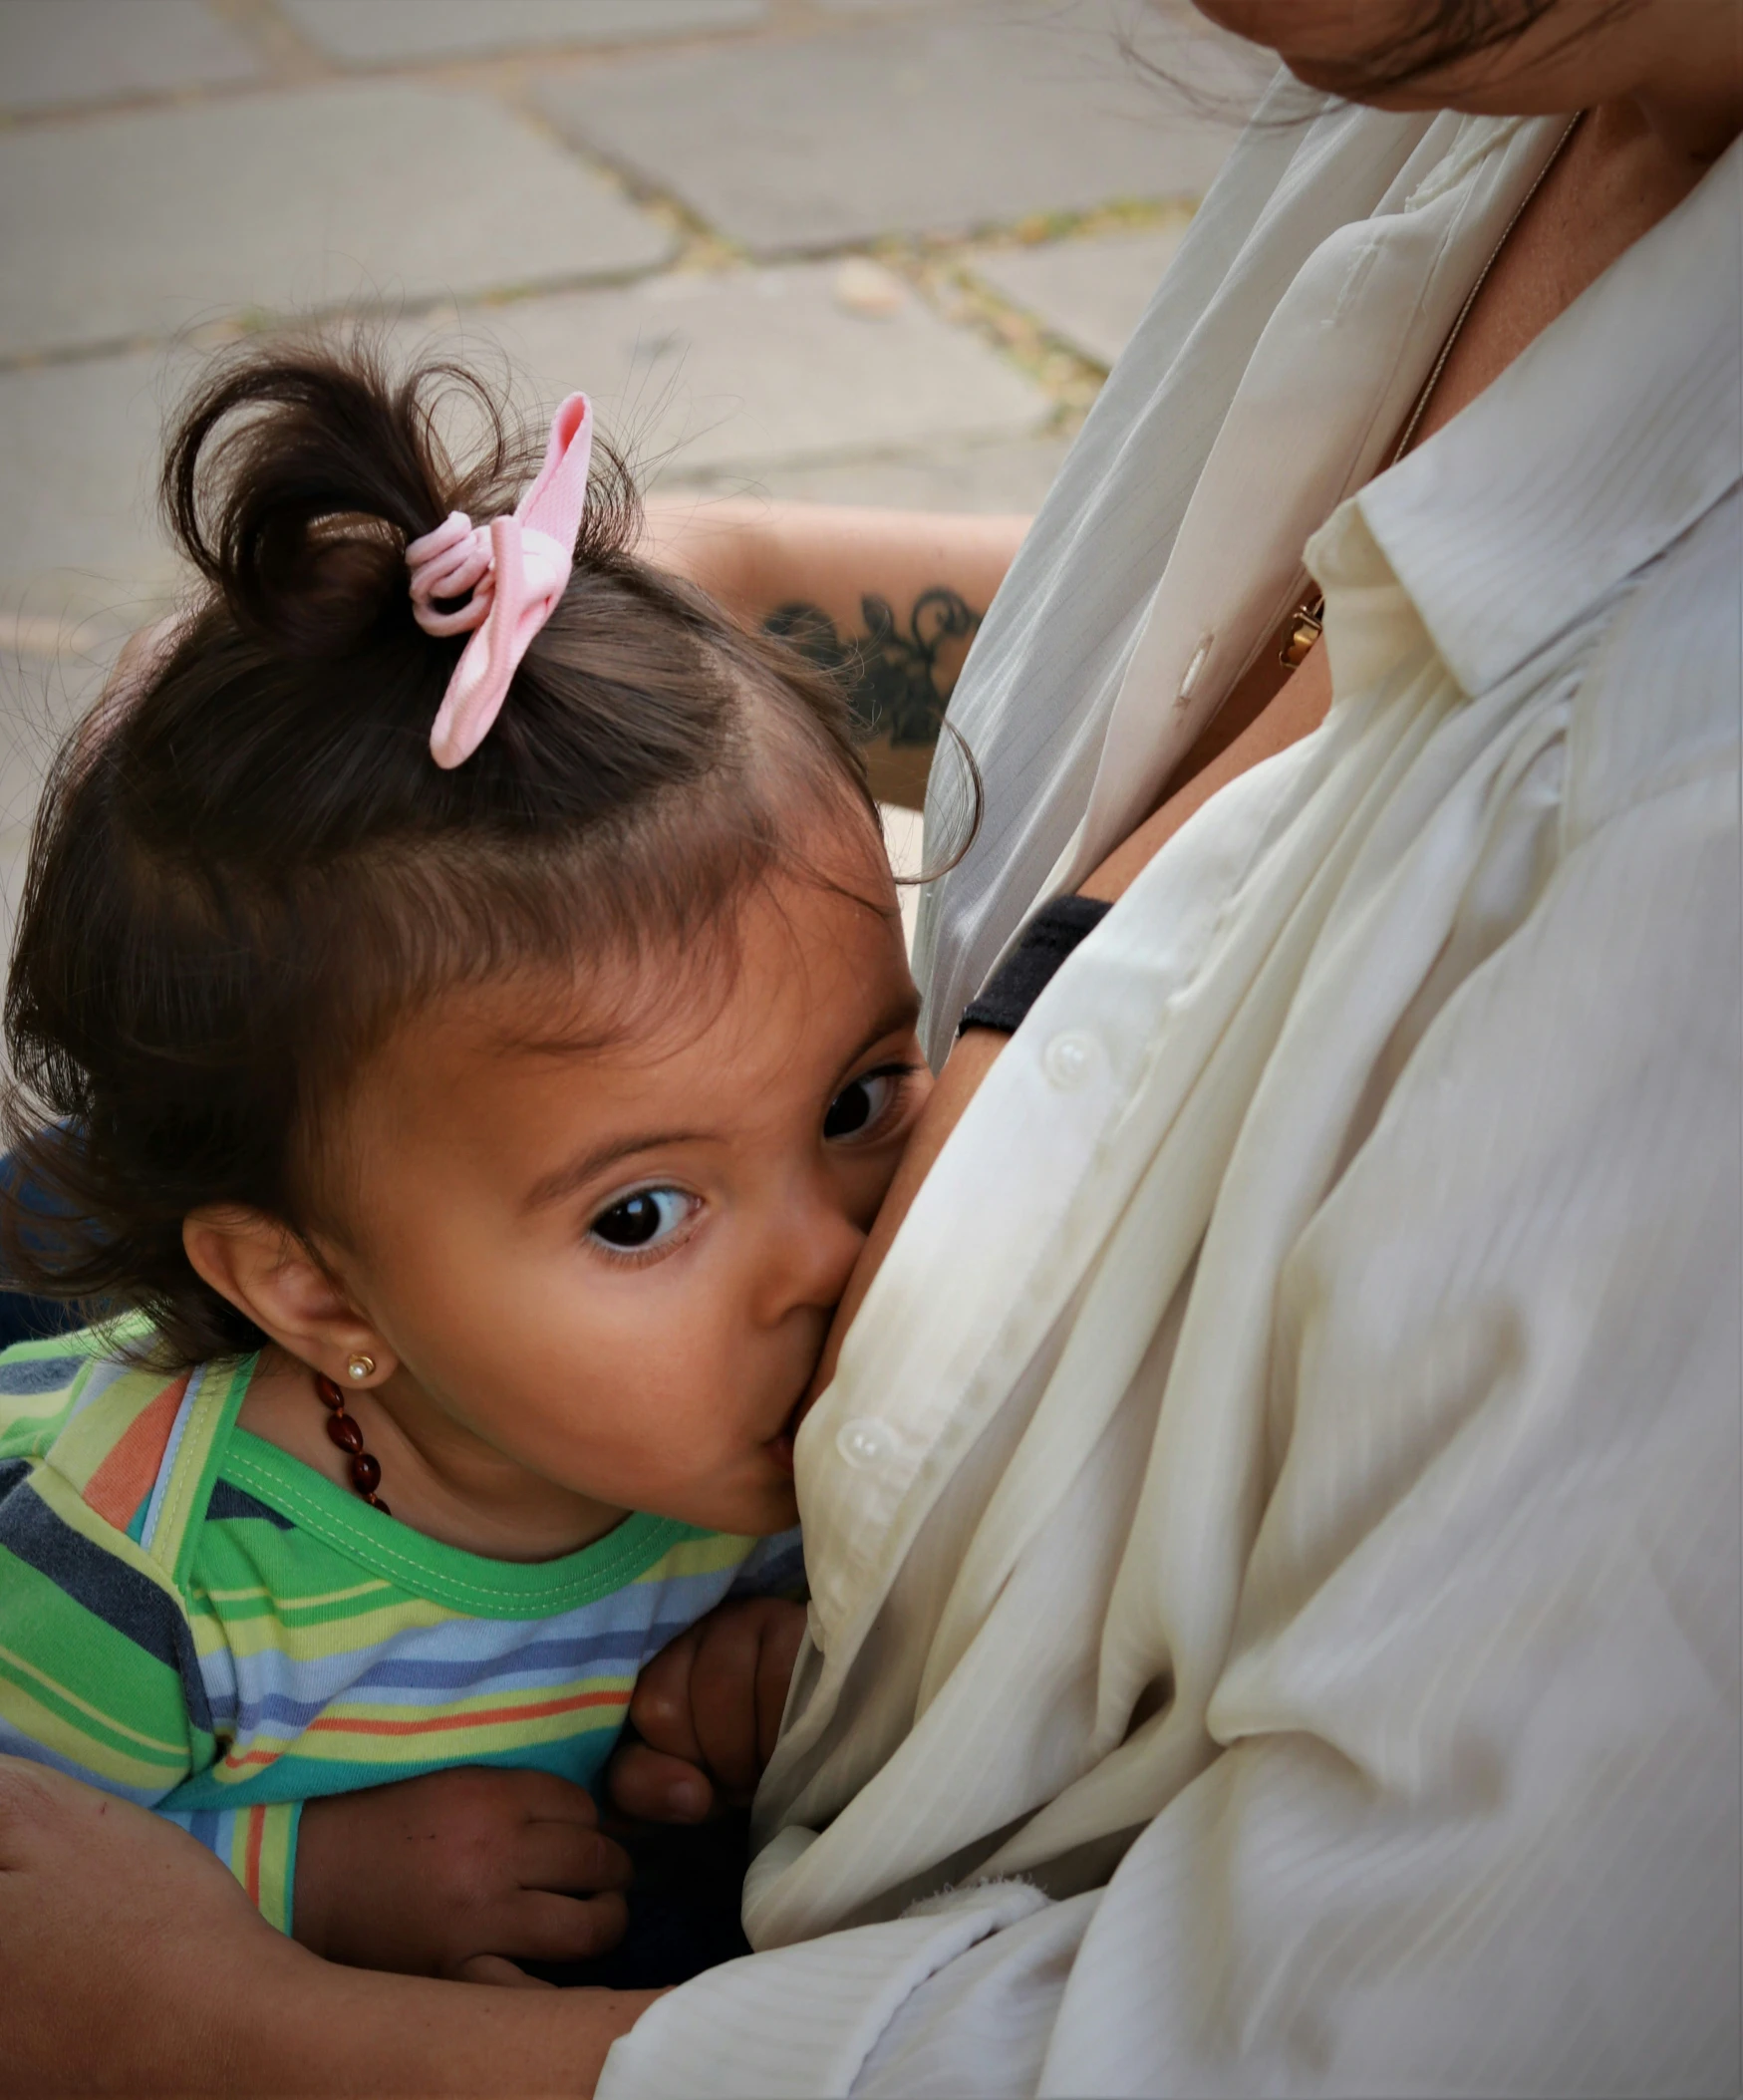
left=762, top=589, right=982, bottom=748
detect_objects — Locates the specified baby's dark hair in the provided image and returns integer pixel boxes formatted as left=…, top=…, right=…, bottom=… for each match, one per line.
left=1, top=336, right=876, bottom=1365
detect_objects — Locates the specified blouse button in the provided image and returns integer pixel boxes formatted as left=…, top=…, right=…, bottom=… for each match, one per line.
left=835, top=1416, right=893, bottom=1470
left=1042, top=1030, right=1099, bottom=1091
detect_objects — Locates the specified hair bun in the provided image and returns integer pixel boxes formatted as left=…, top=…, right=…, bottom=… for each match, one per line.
left=161, top=337, right=520, bottom=660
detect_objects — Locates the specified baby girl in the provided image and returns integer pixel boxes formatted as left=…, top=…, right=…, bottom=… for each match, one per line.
left=0, top=339, right=928, bottom=1980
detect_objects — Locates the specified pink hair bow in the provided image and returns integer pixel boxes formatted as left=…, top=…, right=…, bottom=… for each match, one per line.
left=405, top=392, right=594, bottom=768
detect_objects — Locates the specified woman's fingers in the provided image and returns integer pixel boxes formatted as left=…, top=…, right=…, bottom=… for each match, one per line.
left=606, top=1739, right=716, bottom=1823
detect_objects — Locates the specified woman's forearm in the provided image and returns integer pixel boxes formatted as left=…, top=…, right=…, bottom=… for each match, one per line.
left=643, top=498, right=1031, bottom=805
left=0, top=1757, right=656, bottom=2098
left=206, top=1957, right=655, bottom=2099
left=640, top=497, right=1029, bottom=645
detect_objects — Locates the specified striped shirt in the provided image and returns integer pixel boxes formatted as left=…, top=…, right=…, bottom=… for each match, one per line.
left=0, top=1323, right=802, bottom=1934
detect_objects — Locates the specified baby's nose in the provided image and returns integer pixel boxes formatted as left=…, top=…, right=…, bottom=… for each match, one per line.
left=763, top=1185, right=866, bottom=1319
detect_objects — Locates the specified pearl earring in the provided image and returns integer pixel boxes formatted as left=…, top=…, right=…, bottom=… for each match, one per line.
left=346, top=1352, right=376, bottom=1382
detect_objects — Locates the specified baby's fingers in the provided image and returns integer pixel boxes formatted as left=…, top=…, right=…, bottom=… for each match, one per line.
left=690, top=1610, right=769, bottom=1796
left=444, top=1888, right=629, bottom=1979
left=452, top=1953, right=556, bottom=1989
left=605, top=1740, right=715, bottom=1824
left=513, top=1818, right=633, bottom=1896
left=511, top=1887, right=630, bottom=1961
left=628, top=1627, right=705, bottom=1761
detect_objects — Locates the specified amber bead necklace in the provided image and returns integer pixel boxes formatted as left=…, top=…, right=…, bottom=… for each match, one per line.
left=315, top=1363, right=391, bottom=1514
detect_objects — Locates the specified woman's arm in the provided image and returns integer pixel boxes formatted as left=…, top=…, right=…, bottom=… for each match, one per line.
left=642, top=500, right=1030, bottom=805
left=0, top=1758, right=657, bottom=2098
left=641, top=498, right=1028, bottom=647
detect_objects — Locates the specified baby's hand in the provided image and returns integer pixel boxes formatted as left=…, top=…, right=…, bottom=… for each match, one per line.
left=609, top=1597, right=807, bottom=1822
left=293, top=1765, right=631, bottom=1986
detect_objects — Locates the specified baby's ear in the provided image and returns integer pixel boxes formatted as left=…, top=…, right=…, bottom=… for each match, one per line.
left=182, top=1207, right=388, bottom=1375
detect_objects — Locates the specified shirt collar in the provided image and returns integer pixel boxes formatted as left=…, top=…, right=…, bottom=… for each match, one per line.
left=1349, top=134, right=1743, bottom=697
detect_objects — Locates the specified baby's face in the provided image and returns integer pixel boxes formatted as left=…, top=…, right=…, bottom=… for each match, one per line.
left=329, top=811, right=928, bottom=1538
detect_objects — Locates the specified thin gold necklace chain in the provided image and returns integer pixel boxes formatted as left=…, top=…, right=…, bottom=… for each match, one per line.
left=1386, top=108, right=1587, bottom=468
left=1281, top=109, right=1587, bottom=668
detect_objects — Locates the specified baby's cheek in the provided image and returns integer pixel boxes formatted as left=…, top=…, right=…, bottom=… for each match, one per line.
left=562, top=1391, right=738, bottom=1506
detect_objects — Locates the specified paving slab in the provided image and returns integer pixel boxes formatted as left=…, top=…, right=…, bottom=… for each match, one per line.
left=418, top=263, right=1051, bottom=481
left=681, top=433, right=1073, bottom=512
left=0, top=0, right=260, bottom=114
left=536, top=1, right=1238, bottom=255
left=0, top=84, right=675, bottom=362
left=280, top=0, right=766, bottom=65
left=879, top=801, right=925, bottom=943
left=0, top=267, right=1050, bottom=624
left=968, top=223, right=1188, bottom=369
left=0, top=350, right=182, bottom=626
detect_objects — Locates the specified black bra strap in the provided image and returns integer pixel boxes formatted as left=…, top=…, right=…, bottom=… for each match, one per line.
left=957, top=895, right=1113, bottom=1038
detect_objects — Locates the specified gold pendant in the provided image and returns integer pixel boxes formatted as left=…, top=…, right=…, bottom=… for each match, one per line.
left=1280, top=593, right=1324, bottom=670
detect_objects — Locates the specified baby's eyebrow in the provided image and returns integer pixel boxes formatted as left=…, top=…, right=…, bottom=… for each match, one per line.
left=523, top=1129, right=707, bottom=1212
left=837, top=992, right=923, bottom=1074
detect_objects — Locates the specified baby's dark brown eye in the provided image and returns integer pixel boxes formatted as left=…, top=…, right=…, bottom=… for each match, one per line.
left=824, top=1071, right=896, bottom=1142
left=590, top=1188, right=688, bottom=1251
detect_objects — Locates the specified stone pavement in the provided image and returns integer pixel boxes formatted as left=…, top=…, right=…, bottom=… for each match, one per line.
left=0, top=0, right=1264, bottom=949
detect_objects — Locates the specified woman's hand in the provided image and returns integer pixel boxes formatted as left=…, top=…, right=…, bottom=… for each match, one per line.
left=0, top=1756, right=662, bottom=2096
left=0, top=1754, right=290, bottom=2095
left=294, top=1766, right=633, bottom=1985
left=607, top=1597, right=807, bottom=1823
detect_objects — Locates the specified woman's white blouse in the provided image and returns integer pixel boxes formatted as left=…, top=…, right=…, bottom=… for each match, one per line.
left=601, top=85, right=1741, bottom=2100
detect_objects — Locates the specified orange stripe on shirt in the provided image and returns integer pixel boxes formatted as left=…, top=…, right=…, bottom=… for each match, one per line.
left=305, top=1688, right=624, bottom=1738
left=83, top=1373, right=191, bottom=1531
left=242, top=1803, right=265, bottom=1906
left=219, top=1689, right=624, bottom=1770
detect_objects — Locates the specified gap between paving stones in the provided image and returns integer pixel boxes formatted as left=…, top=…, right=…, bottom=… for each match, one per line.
left=0, top=1, right=989, bottom=127
left=527, top=0, right=1247, bottom=254
left=0, top=0, right=1245, bottom=954
left=2, top=2, right=1229, bottom=439
left=0, top=7, right=1236, bottom=644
